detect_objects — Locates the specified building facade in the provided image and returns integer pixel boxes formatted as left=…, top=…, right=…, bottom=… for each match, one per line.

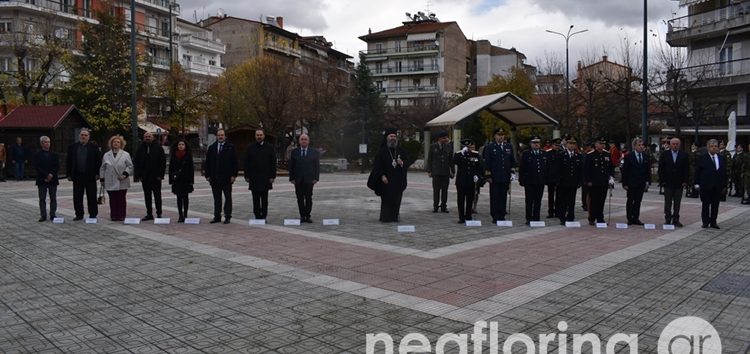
left=470, top=39, right=535, bottom=95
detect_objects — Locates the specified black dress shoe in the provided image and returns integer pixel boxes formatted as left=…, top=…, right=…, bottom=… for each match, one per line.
left=177, top=217, right=185, bottom=223
left=304, top=218, right=313, bottom=223
left=223, top=218, right=231, bottom=224
left=440, top=209, right=449, bottom=213
left=560, top=221, right=566, bottom=225
left=433, top=209, right=438, bottom=213
left=73, top=216, right=83, bottom=221
left=38, top=217, right=47, bottom=222
left=458, top=219, right=465, bottom=224
left=632, top=220, right=644, bottom=226
left=142, top=215, right=154, bottom=221
left=673, top=221, right=683, bottom=227
left=702, top=224, right=709, bottom=228
left=210, top=219, right=221, bottom=224
left=710, top=224, right=720, bottom=229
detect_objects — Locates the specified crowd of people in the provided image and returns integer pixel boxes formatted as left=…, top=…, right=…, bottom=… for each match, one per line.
left=15, top=127, right=746, bottom=230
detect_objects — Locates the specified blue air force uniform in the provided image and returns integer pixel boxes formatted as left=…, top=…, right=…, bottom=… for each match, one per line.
left=519, top=136, right=547, bottom=224
left=557, top=141, right=584, bottom=224
left=483, top=129, right=516, bottom=222
left=583, top=138, right=614, bottom=224
left=454, top=139, right=483, bottom=223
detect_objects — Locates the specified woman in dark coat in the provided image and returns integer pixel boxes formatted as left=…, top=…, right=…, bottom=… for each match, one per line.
left=169, top=139, right=194, bottom=222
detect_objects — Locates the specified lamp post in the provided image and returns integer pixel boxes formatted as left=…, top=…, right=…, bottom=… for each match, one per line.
left=546, top=25, right=588, bottom=130
left=129, top=0, right=138, bottom=148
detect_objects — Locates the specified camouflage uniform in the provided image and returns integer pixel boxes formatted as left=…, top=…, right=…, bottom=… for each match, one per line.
left=742, top=151, right=750, bottom=203
left=732, top=151, right=745, bottom=197
left=720, top=149, right=733, bottom=200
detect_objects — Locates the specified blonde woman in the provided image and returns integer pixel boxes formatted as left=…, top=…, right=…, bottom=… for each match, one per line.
left=99, top=135, right=133, bottom=221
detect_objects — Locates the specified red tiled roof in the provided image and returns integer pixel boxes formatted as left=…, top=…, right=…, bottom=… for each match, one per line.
left=359, top=21, right=457, bottom=41
left=0, top=105, right=78, bottom=129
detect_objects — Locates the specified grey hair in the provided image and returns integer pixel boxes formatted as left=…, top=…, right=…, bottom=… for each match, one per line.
left=39, top=136, right=50, bottom=144
left=707, top=139, right=719, bottom=146
left=79, top=128, right=90, bottom=135
left=631, top=137, right=643, bottom=149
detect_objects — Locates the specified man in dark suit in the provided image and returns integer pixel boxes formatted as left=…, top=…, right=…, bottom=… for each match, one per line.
left=694, top=139, right=727, bottom=229
left=203, top=129, right=238, bottom=224
left=544, top=138, right=562, bottom=218
left=34, top=136, right=59, bottom=222
left=288, top=134, right=319, bottom=222
left=66, top=128, right=101, bottom=220
left=557, top=137, right=584, bottom=225
left=621, top=137, right=651, bottom=225
left=134, top=132, right=166, bottom=220
left=244, top=128, right=277, bottom=220
left=583, top=137, right=614, bottom=225
left=519, top=136, right=548, bottom=225
left=658, top=137, right=689, bottom=226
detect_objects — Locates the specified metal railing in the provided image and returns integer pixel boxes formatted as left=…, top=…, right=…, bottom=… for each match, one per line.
left=677, top=57, right=750, bottom=81
left=667, top=3, right=750, bottom=32
left=179, top=34, right=224, bottom=53
left=124, top=20, right=172, bottom=40
left=181, top=60, right=225, bottom=76
left=379, top=85, right=439, bottom=94
left=264, top=40, right=301, bottom=57
left=360, top=44, right=439, bottom=56
left=0, top=0, right=94, bottom=18
left=372, top=64, right=439, bottom=74
left=135, top=0, right=180, bottom=15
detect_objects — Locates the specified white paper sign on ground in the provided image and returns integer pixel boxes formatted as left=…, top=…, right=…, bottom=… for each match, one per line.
left=565, top=221, right=581, bottom=228
left=184, top=218, right=200, bottom=224
left=284, top=219, right=301, bottom=226
left=398, top=225, right=416, bottom=233
left=85, top=218, right=97, bottom=224
left=530, top=221, right=546, bottom=228
left=249, top=219, right=266, bottom=225
left=497, top=221, right=513, bottom=227
left=644, top=224, right=656, bottom=230
left=52, top=217, right=64, bottom=224
left=616, top=223, right=628, bottom=229
left=596, top=223, right=608, bottom=229
left=323, top=219, right=340, bottom=226
left=663, top=224, right=675, bottom=230
left=124, top=218, right=141, bottom=225
left=465, top=220, right=482, bottom=227
left=154, top=218, right=170, bottom=225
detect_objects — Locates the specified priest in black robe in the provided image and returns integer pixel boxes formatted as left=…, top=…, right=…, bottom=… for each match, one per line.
left=369, top=129, right=411, bottom=222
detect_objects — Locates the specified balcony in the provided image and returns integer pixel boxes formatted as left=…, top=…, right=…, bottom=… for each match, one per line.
left=179, top=34, right=224, bottom=53
left=678, top=57, right=750, bottom=89
left=180, top=60, right=225, bottom=77
left=124, top=20, right=172, bottom=42
left=0, top=0, right=97, bottom=20
left=135, top=0, right=180, bottom=15
left=360, top=44, right=439, bottom=60
left=379, top=85, right=439, bottom=96
left=667, top=3, right=750, bottom=46
left=150, top=56, right=171, bottom=69
left=263, top=40, right=301, bottom=57
left=371, top=64, right=439, bottom=76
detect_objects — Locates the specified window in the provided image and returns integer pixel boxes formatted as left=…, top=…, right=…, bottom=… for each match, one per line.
left=719, top=46, right=733, bottom=75
left=394, top=79, right=401, bottom=91
left=375, top=43, right=383, bottom=54
left=0, top=57, right=11, bottom=72
left=376, top=81, right=383, bottom=92
left=209, top=60, right=216, bottom=66
left=429, top=77, right=438, bottom=87
left=375, top=62, right=382, bottom=74
left=394, top=40, right=401, bottom=53
left=413, top=79, right=420, bottom=88
left=23, top=22, right=34, bottom=34
left=396, top=61, right=402, bottom=73
left=24, top=58, right=38, bottom=71
left=0, top=21, right=11, bottom=34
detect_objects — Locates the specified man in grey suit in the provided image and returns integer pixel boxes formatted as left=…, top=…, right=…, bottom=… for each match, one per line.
left=289, top=134, right=320, bottom=223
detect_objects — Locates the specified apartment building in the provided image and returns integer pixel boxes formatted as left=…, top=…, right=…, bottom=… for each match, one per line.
left=358, top=16, right=469, bottom=108
left=175, top=18, right=224, bottom=78
left=470, top=39, right=535, bottom=95
left=666, top=0, right=750, bottom=129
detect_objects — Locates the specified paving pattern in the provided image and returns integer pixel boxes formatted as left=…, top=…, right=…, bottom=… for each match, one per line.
left=1, top=172, right=749, bottom=353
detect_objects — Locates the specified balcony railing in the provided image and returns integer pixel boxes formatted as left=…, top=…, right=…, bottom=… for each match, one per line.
left=150, top=56, right=171, bottom=68
left=179, top=34, right=224, bottom=53
left=361, top=44, right=439, bottom=57
left=135, top=0, right=180, bottom=15
left=667, top=3, right=750, bottom=45
left=0, top=0, right=95, bottom=18
left=124, top=20, right=172, bottom=40
left=379, top=85, right=439, bottom=94
left=675, top=57, right=750, bottom=87
left=181, top=60, right=225, bottom=77
left=372, top=64, right=439, bottom=75
left=264, top=40, right=301, bottom=57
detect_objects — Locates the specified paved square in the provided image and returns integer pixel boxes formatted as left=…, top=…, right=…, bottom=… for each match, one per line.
left=2, top=172, right=749, bottom=353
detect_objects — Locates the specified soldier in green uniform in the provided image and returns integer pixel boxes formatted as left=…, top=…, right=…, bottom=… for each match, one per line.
left=742, top=143, right=750, bottom=204
left=719, top=141, right=732, bottom=201
left=426, top=131, right=454, bottom=212
left=731, top=144, right=744, bottom=197
left=583, top=137, right=615, bottom=225
left=687, top=143, right=699, bottom=197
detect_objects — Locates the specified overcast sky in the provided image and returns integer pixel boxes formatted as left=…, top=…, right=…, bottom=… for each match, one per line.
left=177, top=0, right=686, bottom=73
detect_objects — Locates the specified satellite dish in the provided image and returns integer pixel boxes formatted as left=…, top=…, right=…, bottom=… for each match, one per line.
left=54, top=28, right=68, bottom=39
left=217, top=8, right=225, bottom=17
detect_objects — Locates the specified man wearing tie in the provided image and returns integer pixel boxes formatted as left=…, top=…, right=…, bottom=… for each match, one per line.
left=483, top=128, right=516, bottom=222
left=658, top=137, right=689, bottom=226
left=557, top=137, right=584, bottom=225
left=694, top=139, right=727, bottom=229
left=203, top=129, right=238, bottom=224
left=244, top=128, right=277, bottom=220
left=621, top=137, right=651, bottom=225
left=288, top=134, right=319, bottom=223
left=519, top=136, right=547, bottom=225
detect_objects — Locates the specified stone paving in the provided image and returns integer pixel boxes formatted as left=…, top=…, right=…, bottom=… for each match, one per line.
left=1, top=172, right=749, bottom=353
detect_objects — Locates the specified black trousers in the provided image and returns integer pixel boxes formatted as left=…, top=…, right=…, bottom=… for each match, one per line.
left=489, top=182, right=509, bottom=221
left=626, top=185, right=645, bottom=222
left=588, top=186, right=608, bottom=223
left=557, top=186, right=577, bottom=222
left=456, top=185, right=475, bottom=221
left=581, top=185, right=589, bottom=210
left=546, top=183, right=557, bottom=216
left=294, top=183, right=314, bottom=218
left=379, top=187, right=403, bottom=222
left=432, top=175, right=450, bottom=210
left=73, top=179, right=98, bottom=218
left=251, top=189, right=269, bottom=219
left=142, top=179, right=162, bottom=217
left=211, top=182, right=232, bottom=220
left=38, top=184, right=57, bottom=219
left=176, top=193, right=189, bottom=218
left=663, top=186, right=683, bottom=223
left=700, top=187, right=721, bottom=225
left=524, top=184, right=544, bottom=222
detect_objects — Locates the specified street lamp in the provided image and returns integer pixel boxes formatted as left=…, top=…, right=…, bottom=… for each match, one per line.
left=546, top=25, right=588, bottom=130
left=129, top=0, right=138, bottom=149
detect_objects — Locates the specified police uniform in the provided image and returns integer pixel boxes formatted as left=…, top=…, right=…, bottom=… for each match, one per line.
left=519, top=136, right=547, bottom=224
left=544, top=138, right=562, bottom=218
left=454, top=139, right=483, bottom=223
left=583, top=137, right=614, bottom=224
left=426, top=131, right=454, bottom=212
left=557, top=138, right=584, bottom=224
left=483, top=128, right=516, bottom=222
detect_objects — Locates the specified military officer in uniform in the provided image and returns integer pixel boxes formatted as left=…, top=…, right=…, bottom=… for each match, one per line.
left=731, top=144, right=744, bottom=198
left=454, top=139, right=483, bottom=223
left=426, top=131, right=454, bottom=212
left=719, top=141, right=732, bottom=201
left=687, top=143, right=699, bottom=198
left=557, top=137, right=584, bottom=225
left=483, top=127, right=516, bottom=222
left=544, top=138, right=562, bottom=218
left=519, top=136, right=548, bottom=225
left=584, top=137, right=615, bottom=225
left=742, top=143, right=750, bottom=204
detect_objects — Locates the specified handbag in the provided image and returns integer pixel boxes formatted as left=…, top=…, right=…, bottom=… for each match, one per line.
left=97, top=182, right=106, bottom=205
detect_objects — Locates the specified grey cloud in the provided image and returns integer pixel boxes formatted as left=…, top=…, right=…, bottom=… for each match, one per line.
left=528, top=0, right=676, bottom=27
left=177, top=0, right=329, bottom=32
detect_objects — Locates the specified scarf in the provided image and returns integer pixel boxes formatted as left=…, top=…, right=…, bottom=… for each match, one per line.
left=175, top=150, right=186, bottom=160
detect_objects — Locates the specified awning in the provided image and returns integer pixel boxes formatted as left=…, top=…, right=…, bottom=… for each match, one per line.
left=678, top=0, right=711, bottom=7
left=407, top=33, right=436, bottom=41
left=425, top=92, right=558, bottom=128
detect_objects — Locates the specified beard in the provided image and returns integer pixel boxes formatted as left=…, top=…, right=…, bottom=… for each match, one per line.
left=387, top=140, right=398, bottom=149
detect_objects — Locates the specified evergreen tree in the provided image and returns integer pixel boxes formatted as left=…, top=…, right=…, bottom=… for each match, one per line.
left=350, top=53, right=385, bottom=154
